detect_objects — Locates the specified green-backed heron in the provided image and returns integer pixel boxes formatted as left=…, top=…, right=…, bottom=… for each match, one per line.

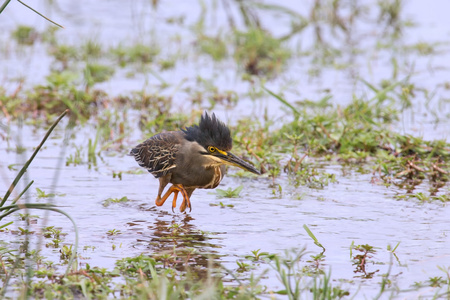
left=130, top=112, right=260, bottom=212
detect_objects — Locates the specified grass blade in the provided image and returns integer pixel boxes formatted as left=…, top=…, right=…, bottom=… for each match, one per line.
left=263, top=87, right=300, bottom=118
left=16, top=0, right=64, bottom=28
left=303, top=224, right=325, bottom=252
left=0, top=203, right=78, bottom=297
left=0, top=109, right=69, bottom=209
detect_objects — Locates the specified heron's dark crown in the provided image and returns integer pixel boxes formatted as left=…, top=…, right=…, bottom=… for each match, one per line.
left=182, top=112, right=232, bottom=151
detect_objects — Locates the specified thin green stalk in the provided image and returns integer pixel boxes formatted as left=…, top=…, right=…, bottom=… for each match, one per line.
left=303, top=224, right=326, bottom=252
left=11, top=180, right=34, bottom=205
left=0, top=220, right=12, bottom=229
left=0, top=205, right=78, bottom=297
left=0, top=203, right=79, bottom=273
left=0, top=109, right=68, bottom=209
left=0, top=245, right=23, bottom=297
left=373, top=253, right=393, bottom=300
left=264, top=87, right=300, bottom=118
left=0, top=0, right=12, bottom=14
left=16, top=0, right=64, bottom=28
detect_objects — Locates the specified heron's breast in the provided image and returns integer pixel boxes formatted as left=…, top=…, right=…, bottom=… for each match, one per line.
left=171, top=165, right=224, bottom=189
left=202, top=166, right=224, bottom=189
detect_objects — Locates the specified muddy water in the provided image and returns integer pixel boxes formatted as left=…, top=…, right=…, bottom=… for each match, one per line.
left=1, top=0, right=450, bottom=298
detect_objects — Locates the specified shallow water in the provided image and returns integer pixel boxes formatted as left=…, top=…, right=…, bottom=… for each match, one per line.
left=1, top=0, right=450, bottom=298
left=1, top=122, right=449, bottom=298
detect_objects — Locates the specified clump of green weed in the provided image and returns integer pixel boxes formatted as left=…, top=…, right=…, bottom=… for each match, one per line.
left=3, top=70, right=108, bottom=122
left=234, top=28, right=290, bottom=77
left=197, top=34, right=228, bottom=61
left=102, top=196, right=129, bottom=207
left=12, top=25, right=38, bottom=45
left=111, top=43, right=160, bottom=67
left=84, top=63, right=115, bottom=89
left=215, top=185, right=243, bottom=198
left=48, top=44, right=79, bottom=69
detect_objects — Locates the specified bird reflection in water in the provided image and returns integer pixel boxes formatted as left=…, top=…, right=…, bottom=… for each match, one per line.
left=127, top=209, right=223, bottom=278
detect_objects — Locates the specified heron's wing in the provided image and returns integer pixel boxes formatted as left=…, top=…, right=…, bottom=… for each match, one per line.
left=130, top=132, right=181, bottom=178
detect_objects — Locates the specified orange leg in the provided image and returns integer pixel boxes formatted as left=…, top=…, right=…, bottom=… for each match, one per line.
left=177, top=185, right=191, bottom=213
left=155, top=185, right=177, bottom=207
left=155, top=184, right=192, bottom=213
left=171, top=191, right=178, bottom=212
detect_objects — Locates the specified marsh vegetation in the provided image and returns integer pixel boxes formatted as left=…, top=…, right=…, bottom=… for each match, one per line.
left=1, top=0, right=449, bottom=299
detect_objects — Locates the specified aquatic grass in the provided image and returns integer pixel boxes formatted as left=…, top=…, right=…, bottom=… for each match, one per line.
left=87, top=126, right=101, bottom=167
left=139, top=110, right=192, bottom=138
left=84, top=63, right=115, bottom=91
left=1, top=1, right=450, bottom=297
left=1, top=0, right=63, bottom=28
left=0, top=110, right=79, bottom=297
left=245, top=249, right=270, bottom=262
left=258, top=84, right=449, bottom=193
left=215, top=185, right=243, bottom=198
left=110, top=43, right=160, bottom=67
left=49, top=44, right=79, bottom=69
left=65, top=146, right=83, bottom=166
left=189, top=76, right=240, bottom=110
left=3, top=73, right=108, bottom=123
left=209, top=201, right=234, bottom=208
left=35, top=188, right=56, bottom=198
left=303, top=224, right=326, bottom=253
left=377, top=0, right=404, bottom=38
left=196, top=33, right=228, bottom=61
left=264, top=87, right=300, bottom=118
left=102, top=196, right=129, bottom=207
left=234, top=27, right=290, bottom=77
left=81, top=39, right=103, bottom=60
left=267, top=248, right=350, bottom=299
left=0, top=110, right=68, bottom=208
left=11, top=25, right=38, bottom=45
left=351, top=244, right=378, bottom=279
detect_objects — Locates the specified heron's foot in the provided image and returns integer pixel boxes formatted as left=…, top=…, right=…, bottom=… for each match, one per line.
left=174, top=184, right=191, bottom=213
left=155, top=185, right=176, bottom=207
left=155, top=184, right=191, bottom=213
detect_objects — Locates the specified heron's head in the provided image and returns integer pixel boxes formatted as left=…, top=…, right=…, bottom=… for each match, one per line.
left=182, top=112, right=260, bottom=175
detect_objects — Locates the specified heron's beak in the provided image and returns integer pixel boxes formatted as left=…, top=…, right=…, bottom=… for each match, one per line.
left=214, top=151, right=260, bottom=175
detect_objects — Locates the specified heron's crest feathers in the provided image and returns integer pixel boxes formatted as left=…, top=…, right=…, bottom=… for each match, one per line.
left=182, top=112, right=232, bottom=151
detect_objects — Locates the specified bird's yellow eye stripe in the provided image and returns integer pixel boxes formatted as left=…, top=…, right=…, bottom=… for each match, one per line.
left=207, top=146, right=227, bottom=156
left=216, top=148, right=228, bottom=156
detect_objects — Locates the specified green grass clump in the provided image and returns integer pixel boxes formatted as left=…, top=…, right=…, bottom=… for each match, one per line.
left=111, top=43, right=160, bottom=67
left=12, top=25, right=38, bottom=45
left=215, top=185, right=243, bottom=198
left=84, top=63, right=115, bottom=88
left=3, top=71, right=106, bottom=122
left=197, top=34, right=228, bottom=61
left=230, top=83, right=449, bottom=194
left=234, top=28, right=290, bottom=77
left=102, top=196, right=129, bottom=207
left=48, top=44, right=78, bottom=67
left=24, top=84, right=100, bottom=121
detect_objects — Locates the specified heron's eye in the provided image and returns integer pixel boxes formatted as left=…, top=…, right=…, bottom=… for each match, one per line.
left=208, top=146, right=216, bottom=153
